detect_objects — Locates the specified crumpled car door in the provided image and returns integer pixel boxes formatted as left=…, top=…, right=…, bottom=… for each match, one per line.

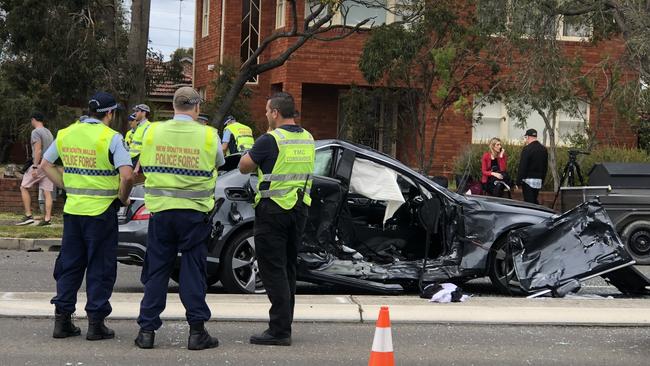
left=509, top=200, right=649, bottom=295
left=301, top=149, right=355, bottom=254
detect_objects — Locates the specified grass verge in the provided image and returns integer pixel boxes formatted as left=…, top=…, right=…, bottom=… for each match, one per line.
left=0, top=225, right=62, bottom=239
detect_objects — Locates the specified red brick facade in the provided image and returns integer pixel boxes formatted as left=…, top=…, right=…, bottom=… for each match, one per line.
left=193, top=0, right=636, bottom=175
left=0, top=177, right=64, bottom=213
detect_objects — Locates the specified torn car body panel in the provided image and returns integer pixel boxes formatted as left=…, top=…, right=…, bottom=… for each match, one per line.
left=510, top=200, right=650, bottom=294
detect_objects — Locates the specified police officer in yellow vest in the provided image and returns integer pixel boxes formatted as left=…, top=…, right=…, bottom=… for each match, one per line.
left=239, top=92, right=314, bottom=346
left=124, top=113, right=137, bottom=147
left=135, top=87, right=225, bottom=350
left=40, top=91, right=134, bottom=340
left=128, top=103, right=152, bottom=163
left=222, top=115, right=254, bottom=156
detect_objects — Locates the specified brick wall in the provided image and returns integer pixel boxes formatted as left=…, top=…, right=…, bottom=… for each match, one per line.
left=0, top=177, right=64, bottom=214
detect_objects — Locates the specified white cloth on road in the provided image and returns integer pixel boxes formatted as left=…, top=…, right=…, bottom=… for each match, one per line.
left=427, top=283, right=470, bottom=303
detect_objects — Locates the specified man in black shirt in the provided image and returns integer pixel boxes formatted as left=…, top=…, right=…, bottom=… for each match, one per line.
left=238, top=92, right=314, bottom=346
left=517, top=129, right=548, bottom=204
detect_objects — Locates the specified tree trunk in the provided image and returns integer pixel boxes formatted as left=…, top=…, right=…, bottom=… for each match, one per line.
left=127, top=0, right=151, bottom=130
left=214, top=72, right=253, bottom=129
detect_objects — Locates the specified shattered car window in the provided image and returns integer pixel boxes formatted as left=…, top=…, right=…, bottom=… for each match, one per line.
left=314, top=148, right=334, bottom=177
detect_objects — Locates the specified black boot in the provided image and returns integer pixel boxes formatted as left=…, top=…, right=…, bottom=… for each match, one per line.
left=187, top=322, right=218, bottom=350
left=135, top=329, right=155, bottom=349
left=250, top=329, right=291, bottom=346
left=86, top=319, right=115, bottom=341
left=53, top=312, right=81, bottom=338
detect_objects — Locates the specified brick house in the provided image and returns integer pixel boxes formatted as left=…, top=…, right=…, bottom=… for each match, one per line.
left=193, top=0, right=636, bottom=174
left=147, top=57, right=194, bottom=120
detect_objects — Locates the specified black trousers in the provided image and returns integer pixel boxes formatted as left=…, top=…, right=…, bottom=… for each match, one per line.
left=51, top=204, right=117, bottom=321
left=137, top=209, right=212, bottom=330
left=522, top=182, right=540, bottom=204
left=254, top=199, right=308, bottom=338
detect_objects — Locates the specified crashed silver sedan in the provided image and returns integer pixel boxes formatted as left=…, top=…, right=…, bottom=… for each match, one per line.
left=118, top=139, right=648, bottom=295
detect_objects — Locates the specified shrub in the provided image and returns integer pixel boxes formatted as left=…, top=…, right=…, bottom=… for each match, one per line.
left=453, top=143, right=650, bottom=191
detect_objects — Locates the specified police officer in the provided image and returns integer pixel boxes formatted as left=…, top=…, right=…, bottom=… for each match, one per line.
left=135, top=87, right=225, bottom=350
left=124, top=113, right=137, bottom=147
left=222, top=115, right=254, bottom=156
left=238, top=92, right=314, bottom=346
left=197, top=113, right=210, bottom=125
left=128, top=103, right=152, bottom=163
left=40, top=91, right=134, bottom=340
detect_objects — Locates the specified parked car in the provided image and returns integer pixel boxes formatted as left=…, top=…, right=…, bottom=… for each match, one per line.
left=117, top=140, right=632, bottom=295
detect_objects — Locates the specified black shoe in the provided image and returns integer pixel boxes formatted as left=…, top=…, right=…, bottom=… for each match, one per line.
left=53, top=312, right=81, bottom=338
left=135, top=329, right=155, bottom=349
left=15, top=215, right=34, bottom=226
left=187, top=322, right=219, bottom=350
left=250, top=330, right=291, bottom=346
left=86, top=319, right=115, bottom=341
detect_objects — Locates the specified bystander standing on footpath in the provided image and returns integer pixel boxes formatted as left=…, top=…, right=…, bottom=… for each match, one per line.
left=16, top=112, right=55, bottom=226
left=517, top=128, right=548, bottom=205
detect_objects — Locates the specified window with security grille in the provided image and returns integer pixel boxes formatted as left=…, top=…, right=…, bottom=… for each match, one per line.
left=241, top=0, right=261, bottom=83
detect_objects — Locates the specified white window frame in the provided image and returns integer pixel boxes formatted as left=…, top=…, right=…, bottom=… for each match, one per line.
left=307, top=0, right=410, bottom=28
left=198, top=86, right=207, bottom=101
left=472, top=100, right=590, bottom=146
left=275, top=0, right=286, bottom=29
left=201, top=0, right=210, bottom=38
left=481, top=1, right=592, bottom=42
left=556, top=15, right=592, bottom=41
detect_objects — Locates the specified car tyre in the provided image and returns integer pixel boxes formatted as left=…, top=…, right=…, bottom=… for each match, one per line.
left=220, top=228, right=266, bottom=294
left=621, top=220, right=650, bottom=265
left=487, top=235, right=528, bottom=296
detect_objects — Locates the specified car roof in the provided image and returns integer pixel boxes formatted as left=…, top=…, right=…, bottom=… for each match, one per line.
left=316, top=139, right=415, bottom=173
left=315, top=139, right=462, bottom=199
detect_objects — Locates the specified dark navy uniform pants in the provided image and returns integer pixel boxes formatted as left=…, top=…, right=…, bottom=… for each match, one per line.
left=51, top=204, right=118, bottom=321
left=254, top=199, right=308, bottom=338
left=137, top=209, right=212, bottom=331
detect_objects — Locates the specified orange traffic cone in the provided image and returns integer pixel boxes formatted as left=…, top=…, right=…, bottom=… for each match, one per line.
left=368, top=306, right=395, bottom=366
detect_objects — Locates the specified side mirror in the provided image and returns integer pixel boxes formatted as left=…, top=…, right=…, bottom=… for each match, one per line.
left=225, top=187, right=252, bottom=202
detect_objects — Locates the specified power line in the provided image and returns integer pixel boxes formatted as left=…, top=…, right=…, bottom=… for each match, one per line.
left=150, top=42, right=191, bottom=48
left=150, top=26, right=193, bottom=33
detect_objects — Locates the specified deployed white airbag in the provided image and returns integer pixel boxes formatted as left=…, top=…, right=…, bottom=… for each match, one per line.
left=349, top=158, right=405, bottom=224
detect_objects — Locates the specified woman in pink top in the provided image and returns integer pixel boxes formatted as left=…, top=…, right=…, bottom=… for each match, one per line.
left=481, top=138, right=510, bottom=197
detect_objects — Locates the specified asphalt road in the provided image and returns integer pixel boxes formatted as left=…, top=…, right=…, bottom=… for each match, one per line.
left=1, top=318, right=649, bottom=366
left=1, top=250, right=646, bottom=297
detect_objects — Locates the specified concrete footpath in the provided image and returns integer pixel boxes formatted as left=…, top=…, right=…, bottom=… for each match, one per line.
left=0, top=238, right=60, bottom=251
left=2, top=292, right=650, bottom=326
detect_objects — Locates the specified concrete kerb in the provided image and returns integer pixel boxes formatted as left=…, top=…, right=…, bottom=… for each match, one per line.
left=0, top=238, right=61, bottom=251
left=2, top=292, right=650, bottom=326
